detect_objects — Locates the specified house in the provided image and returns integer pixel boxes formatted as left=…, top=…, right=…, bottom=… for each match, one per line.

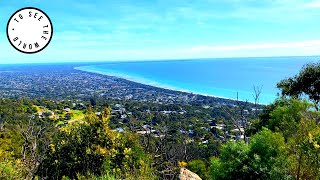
left=113, top=127, right=125, bottom=133
left=202, top=140, right=209, bottom=144
left=142, top=124, right=152, bottom=129
left=213, top=124, right=226, bottom=130
left=119, top=108, right=126, bottom=114
left=137, top=130, right=151, bottom=135
left=231, top=128, right=244, bottom=133
left=120, top=114, right=127, bottom=119
left=235, top=134, right=244, bottom=140
left=179, top=110, right=187, bottom=115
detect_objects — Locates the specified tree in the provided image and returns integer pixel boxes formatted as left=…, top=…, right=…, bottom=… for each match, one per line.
left=222, top=96, right=249, bottom=142
left=269, top=99, right=311, bottom=138
left=246, top=98, right=289, bottom=136
left=20, top=118, right=53, bottom=179
left=277, top=62, right=320, bottom=111
left=252, top=98, right=320, bottom=180
left=209, top=129, right=292, bottom=180
left=187, top=159, right=207, bottom=179
left=209, top=157, right=223, bottom=180
left=37, top=107, right=152, bottom=179
left=248, top=128, right=290, bottom=180
left=208, top=140, right=250, bottom=180
left=252, top=85, right=263, bottom=116
left=287, top=116, right=320, bottom=180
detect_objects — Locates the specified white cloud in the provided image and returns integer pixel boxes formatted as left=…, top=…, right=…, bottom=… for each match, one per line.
left=171, top=40, right=320, bottom=59
left=3, top=39, right=319, bottom=64
left=1, top=0, right=320, bottom=64
left=186, top=40, right=320, bottom=52
left=304, top=1, right=320, bottom=8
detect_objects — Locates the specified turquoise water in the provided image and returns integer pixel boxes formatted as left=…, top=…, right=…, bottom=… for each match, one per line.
left=75, top=57, right=319, bottom=104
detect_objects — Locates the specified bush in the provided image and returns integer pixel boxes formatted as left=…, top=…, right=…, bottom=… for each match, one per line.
left=187, top=159, right=207, bottom=179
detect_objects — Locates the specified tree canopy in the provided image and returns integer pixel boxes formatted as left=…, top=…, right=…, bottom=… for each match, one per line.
left=277, top=62, right=320, bottom=110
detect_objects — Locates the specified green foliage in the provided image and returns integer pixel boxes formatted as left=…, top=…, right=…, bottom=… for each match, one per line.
left=61, top=173, right=117, bottom=180
left=1, top=60, right=319, bottom=180
left=246, top=97, right=320, bottom=180
left=277, top=62, right=320, bottom=110
left=246, top=98, right=291, bottom=136
left=269, top=99, right=312, bottom=138
left=0, top=126, right=24, bottom=161
left=209, top=140, right=250, bottom=180
left=37, top=107, right=153, bottom=179
left=248, top=128, right=289, bottom=180
left=187, top=159, right=207, bottom=179
left=286, top=118, right=320, bottom=179
left=64, top=113, right=72, bottom=120
left=0, top=160, right=25, bottom=180
left=208, top=157, right=223, bottom=180
left=209, top=128, right=293, bottom=180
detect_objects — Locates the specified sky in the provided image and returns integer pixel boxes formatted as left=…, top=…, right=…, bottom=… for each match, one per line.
left=0, top=0, right=320, bottom=64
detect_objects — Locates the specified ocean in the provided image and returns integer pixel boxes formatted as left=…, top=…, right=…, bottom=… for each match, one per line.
left=75, top=56, right=319, bottom=104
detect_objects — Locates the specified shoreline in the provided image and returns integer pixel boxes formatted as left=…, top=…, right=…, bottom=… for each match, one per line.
left=74, top=66, right=268, bottom=105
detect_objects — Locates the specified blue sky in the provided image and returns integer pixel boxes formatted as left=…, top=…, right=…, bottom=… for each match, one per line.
left=1, top=0, right=320, bottom=63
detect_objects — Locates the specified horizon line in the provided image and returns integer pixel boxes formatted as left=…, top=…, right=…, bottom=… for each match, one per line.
left=0, top=55, right=319, bottom=65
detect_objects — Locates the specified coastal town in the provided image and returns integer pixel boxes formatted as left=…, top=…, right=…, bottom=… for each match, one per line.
left=1, top=0, right=320, bottom=178
left=1, top=62, right=318, bottom=179
left=0, top=62, right=271, bottom=180
left=0, top=63, right=262, bottom=144
left=0, top=63, right=255, bottom=106
left=32, top=99, right=249, bottom=142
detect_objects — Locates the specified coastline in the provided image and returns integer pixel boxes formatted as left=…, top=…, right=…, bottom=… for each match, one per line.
left=74, top=66, right=268, bottom=105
